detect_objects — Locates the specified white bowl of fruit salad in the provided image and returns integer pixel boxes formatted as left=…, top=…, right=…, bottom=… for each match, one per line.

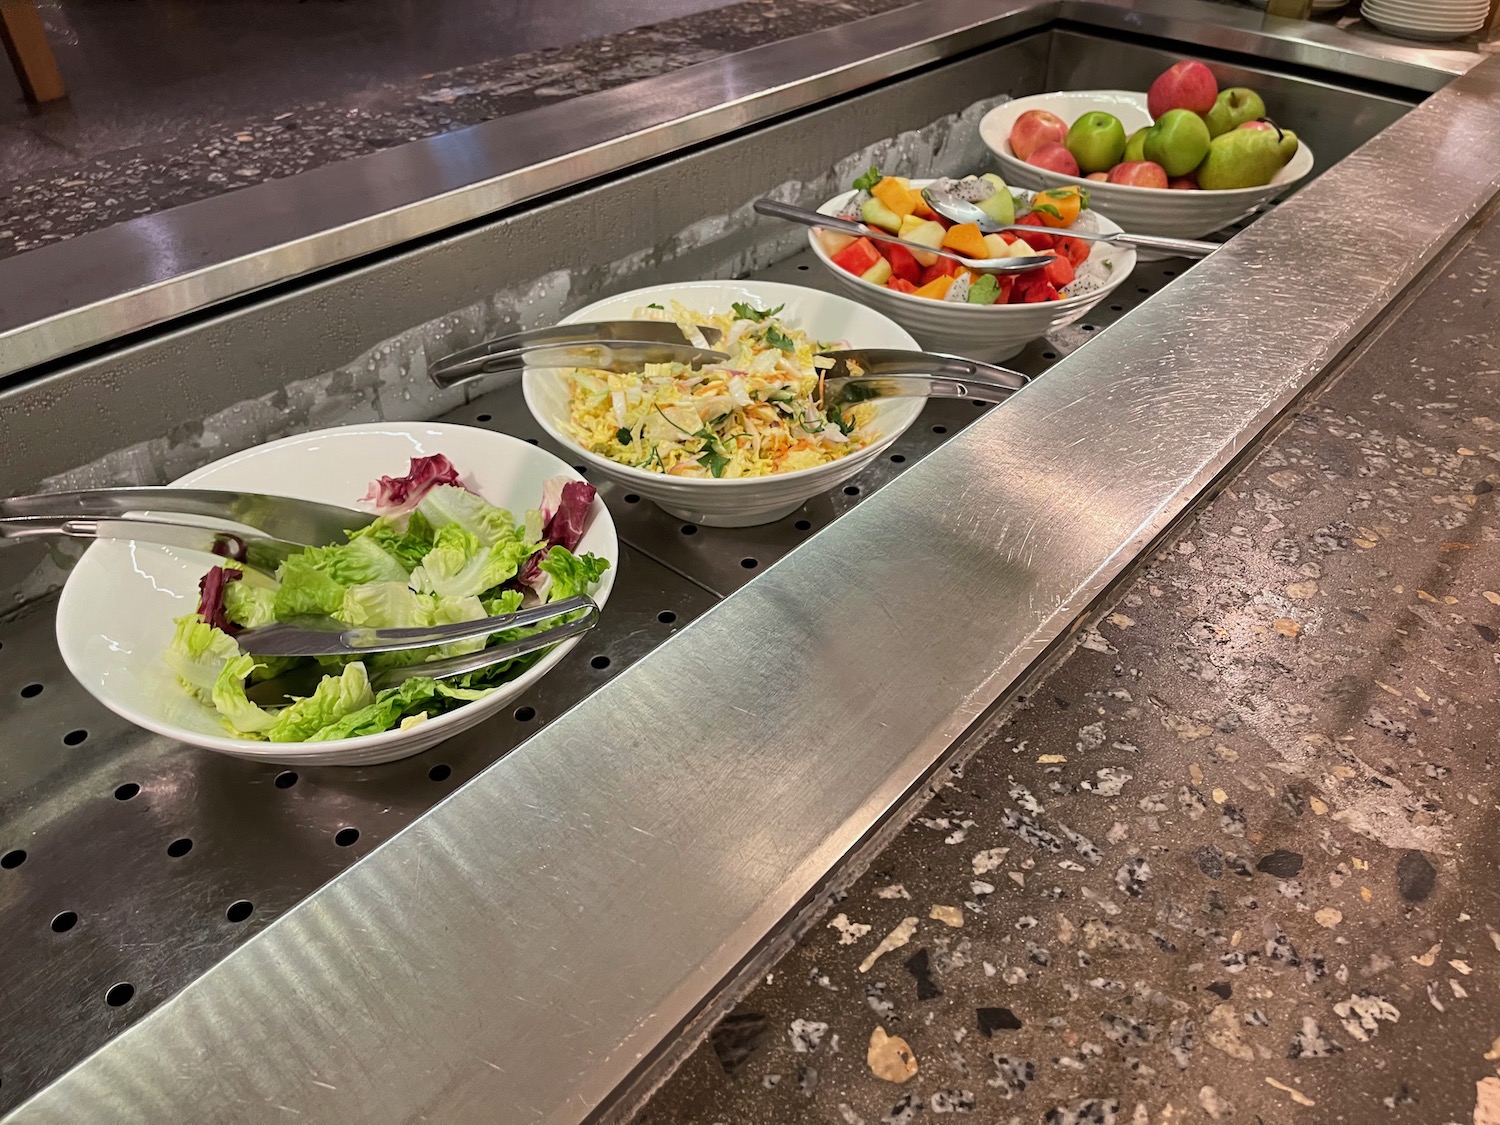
left=809, top=171, right=1135, bottom=362
left=523, top=280, right=924, bottom=528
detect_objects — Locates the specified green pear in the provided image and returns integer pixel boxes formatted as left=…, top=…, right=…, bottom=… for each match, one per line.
left=976, top=173, right=1015, bottom=225
left=1123, top=127, right=1149, bottom=164
left=1203, top=88, right=1267, bottom=138
left=1142, top=109, right=1211, bottom=178
left=1195, top=127, right=1298, bottom=190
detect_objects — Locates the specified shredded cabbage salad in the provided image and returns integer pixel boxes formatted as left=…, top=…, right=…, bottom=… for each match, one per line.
left=562, top=300, right=878, bottom=479
left=164, top=456, right=609, bottom=743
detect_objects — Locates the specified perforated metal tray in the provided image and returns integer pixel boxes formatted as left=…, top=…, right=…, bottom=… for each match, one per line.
left=0, top=248, right=1197, bottom=1109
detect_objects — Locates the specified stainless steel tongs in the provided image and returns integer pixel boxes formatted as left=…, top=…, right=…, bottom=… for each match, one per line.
left=430, top=321, right=730, bottom=390
left=241, top=595, right=601, bottom=704
left=818, top=350, right=1029, bottom=410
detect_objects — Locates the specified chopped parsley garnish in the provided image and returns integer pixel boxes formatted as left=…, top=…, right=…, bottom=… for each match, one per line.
left=852, top=166, right=883, bottom=193
left=646, top=302, right=664, bottom=309
left=731, top=301, right=785, bottom=323
left=615, top=427, right=633, bottom=444
left=1031, top=202, right=1063, bottom=220
left=698, top=449, right=730, bottom=477
left=764, top=325, right=795, bottom=353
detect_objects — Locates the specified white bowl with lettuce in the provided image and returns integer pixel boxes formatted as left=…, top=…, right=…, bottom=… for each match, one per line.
left=55, top=423, right=617, bottom=767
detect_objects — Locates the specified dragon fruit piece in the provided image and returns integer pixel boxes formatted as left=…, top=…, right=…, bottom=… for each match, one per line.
left=944, top=176, right=998, bottom=204
left=361, top=454, right=465, bottom=514
left=196, top=566, right=242, bottom=635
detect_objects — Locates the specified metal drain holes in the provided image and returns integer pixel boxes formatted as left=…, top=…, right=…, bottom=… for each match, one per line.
left=623, top=494, right=641, bottom=504
left=573, top=465, right=588, bottom=476
left=590, top=656, right=611, bottom=670
left=679, top=524, right=698, bottom=536
left=273, top=770, right=298, bottom=789
left=62, top=730, right=88, bottom=746
left=514, top=706, right=537, bottom=722
left=797, top=264, right=810, bottom=271
left=334, top=828, right=360, bottom=848
left=1110, top=304, right=1124, bottom=311
left=50, top=911, right=77, bottom=933
left=657, top=611, right=678, bottom=624
left=1, top=850, right=25, bottom=869
left=1081, top=324, right=1096, bottom=332
left=104, top=983, right=134, bottom=1008
left=889, top=454, right=906, bottom=464
left=1163, top=269, right=1177, bottom=278
left=740, top=558, right=759, bottom=570
left=1137, top=286, right=1151, bottom=294
left=113, top=783, right=140, bottom=801
left=427, top=764, right=452, bottom=782
left=794, top=519, right=813, bottom=531
left=225, top=901, right=254, bottom=924
left=843, top=485, right=860, bottom=497
left=19, top=683, right=42, bottom=698
left=1042, top=351, right=1057, bottom=360
left=166, top=838, right=193, bottom=858
left=476, top=413, right=492, bottom=422
left=932, top=425, right=947, bottom=434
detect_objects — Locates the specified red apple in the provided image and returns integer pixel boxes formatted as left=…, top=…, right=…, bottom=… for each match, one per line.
left=1086, top=172, right=1110, bottom=182
left=1147, top=60, right=1218, bottom=120
left=1167, top=173, right=1199, bottom=190
left=1106, top=161, right=1169, bottom=188
left=1238, top=119, right=1274, bottom=131
left=1009, top=109, right=1068, bottom=160
left=1025, top=142, right=1080, bottom=177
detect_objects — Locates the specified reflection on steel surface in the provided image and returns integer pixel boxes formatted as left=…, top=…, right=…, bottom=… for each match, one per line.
left=9, top=49, right=1500, bottom=1125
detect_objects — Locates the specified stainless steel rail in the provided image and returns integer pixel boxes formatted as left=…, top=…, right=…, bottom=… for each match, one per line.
left=0, top=0, right=1480, bottom=380
left=8, top=41, right=1500, bottom=1125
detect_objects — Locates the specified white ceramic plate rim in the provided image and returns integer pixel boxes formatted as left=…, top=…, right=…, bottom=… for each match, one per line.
left=55, top=423, right=618, bottom=755
left=979, top=91, right=1316, bottom=199
left=809, top=178, right=1136, bottom=314
left=1362, top=2, right=1486, bottom=18
left=523, top=280, right=922, bottom=490
left=1362, top=0, right=1487, bottom=11
left=1360, top=9, right=1484, bottom=25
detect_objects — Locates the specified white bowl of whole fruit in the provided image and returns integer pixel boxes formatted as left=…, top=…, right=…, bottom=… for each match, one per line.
left=808, top=170, right=1135, bottom=362
left=979, top=60, right=1314, bottom=241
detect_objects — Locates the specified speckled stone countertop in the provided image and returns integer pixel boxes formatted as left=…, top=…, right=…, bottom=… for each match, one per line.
left=0, top=0, right=908, bottom=260
left=631, top=221, right=1500, bottom=1121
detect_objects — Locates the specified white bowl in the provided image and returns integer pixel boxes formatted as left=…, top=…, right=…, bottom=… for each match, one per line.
left=980, top=91, right=1315, bottom=240
left=809, top=179, right=1136, bottom=362
left=56, top=423, right=619, bottom=766
left=523, top=280, right=924, bottom=528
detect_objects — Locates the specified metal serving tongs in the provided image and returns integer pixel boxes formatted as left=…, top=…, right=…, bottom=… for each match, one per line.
left=241, top=595, right=600, bottom=705
left=430, top=322, right=730, bottom=390
left=817, top=349, right=1029, bottom=412
left=0, top=515, right=311, bottom=577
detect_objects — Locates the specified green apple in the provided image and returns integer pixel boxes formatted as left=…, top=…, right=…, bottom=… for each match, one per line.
left=1196, top=126, right=1299, bottom=190
left=1123, top=126, right=1149, bottom=164
left=1203, top=87, right=1267, bottom=138
left=1142, top=109, right=1212, bottom=178
left=1066, top=111, right=1127, bottom=175
left=976, top=173, right=1015, bottom=225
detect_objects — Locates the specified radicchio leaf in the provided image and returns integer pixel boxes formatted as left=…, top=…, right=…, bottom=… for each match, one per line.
left=361, top=454, right=466, bottom=515
left=516, top=478, right=597, bottom=594
left=197, top=566, right=242, bottom=635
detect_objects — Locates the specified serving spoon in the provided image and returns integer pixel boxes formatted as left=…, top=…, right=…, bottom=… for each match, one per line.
left=920, top=185, right=1220, bottom=259
left=753, top=198, right=1052, bottom=274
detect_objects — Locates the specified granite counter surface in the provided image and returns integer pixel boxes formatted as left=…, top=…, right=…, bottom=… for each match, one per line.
left=632, top=214, right=1500, bottom=1124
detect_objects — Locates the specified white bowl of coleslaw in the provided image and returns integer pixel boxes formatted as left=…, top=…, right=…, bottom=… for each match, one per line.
left=523, top=280, right=925, bottom=527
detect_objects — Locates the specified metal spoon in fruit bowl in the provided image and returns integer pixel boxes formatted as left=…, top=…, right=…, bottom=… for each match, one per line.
left=920, top=185, right=1220, bottom=259
left=753, top=198, right=1052, bottom=274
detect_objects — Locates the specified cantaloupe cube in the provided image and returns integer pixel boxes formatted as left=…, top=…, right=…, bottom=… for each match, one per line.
left=912, top=274, right=956, bottom=300
left=940, top=222, right=989, bottom=260
left=871, top=177, right=918, bottom=219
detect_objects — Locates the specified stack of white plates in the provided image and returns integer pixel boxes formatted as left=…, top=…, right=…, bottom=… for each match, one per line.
left=1360, top=0, right=1487, bottom=40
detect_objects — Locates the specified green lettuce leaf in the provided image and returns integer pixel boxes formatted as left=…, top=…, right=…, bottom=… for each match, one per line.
left=305, top=676, right=492, bottom=741
left=481, top=588, right=524, bottom=617
left=339, top=581, right=432, bottom=628
left=272, top=552, right=348, bottom=618
left=538, top=547, right=610, bottom=602
left=347, top=515, right=434, bottom=573
left=417, top=485, right=517, bottom=546
left=224, top=580, right=277, bottom=628
left=211, top=653, right=279, bottom=735
left=409, top=525, right=533, bottom=599
left=267, top=662, right=377, bottom=742
left=164, top=615, right=241, bottom=703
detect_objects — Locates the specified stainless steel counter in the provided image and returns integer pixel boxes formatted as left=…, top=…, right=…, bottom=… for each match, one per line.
left=3, top=4, right=1500, bottom=1125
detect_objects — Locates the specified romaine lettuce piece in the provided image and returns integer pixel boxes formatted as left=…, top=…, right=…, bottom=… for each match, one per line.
left=272, top=552, right=348, bottom=618
left=416, top=484, right=516, bottom=546
left=408, top=525, right=533, bottom=599
left=268, top=663, right=376, bottom=742
left=305, top=676, right=491, bottom=741
left=212, top=654, right=279, bottom=735
left=224, top=580, right=277, bottom=628
left=339, top=581, right=432, bottom=629
left=164, top=615, right=241, bottom=703
left=537, top=547, right=610, bottom=602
